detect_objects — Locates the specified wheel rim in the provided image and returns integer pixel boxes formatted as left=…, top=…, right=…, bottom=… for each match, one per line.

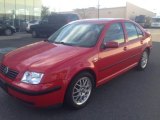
left=5, top=29, right=11, bottom=35
left=141, top=51, right=148, bottom=69
left=72, top=77, right=92, bottom=105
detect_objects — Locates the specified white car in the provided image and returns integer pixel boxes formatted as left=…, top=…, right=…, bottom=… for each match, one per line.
left=26, top=20, right=40, bottom=33
left=151, top=17, right=160, bottom=28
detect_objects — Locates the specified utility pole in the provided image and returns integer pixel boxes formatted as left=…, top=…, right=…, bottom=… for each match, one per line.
left=98, top=0, right=100, bottom=18
left=4, top=0, right=6, bottom=20
left=33, top=0, right=35, bottom=20
left=15, top=0, right=16, bottom=18
left=25, top=0, right=26, bottom=21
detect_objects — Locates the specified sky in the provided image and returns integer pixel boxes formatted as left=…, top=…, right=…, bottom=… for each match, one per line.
left=42, top=0, right=160, bottom=14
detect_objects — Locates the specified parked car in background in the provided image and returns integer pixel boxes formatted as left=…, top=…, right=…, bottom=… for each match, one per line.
left=151, top=17, right=160, bottom=28
left=26, top=20, right=40, bottom=33
left=0, top=22, right=16, bottom=36
left=0, top=19, right=152, bottom=109
left=30, top=13, right=80, bottom=38
left=135, top=15, right=152, bottom=28
left=4, top=19, right=28, bottom=32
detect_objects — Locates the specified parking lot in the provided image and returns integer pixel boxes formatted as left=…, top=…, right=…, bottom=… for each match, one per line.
left=0, top=29, right=160, bottom=120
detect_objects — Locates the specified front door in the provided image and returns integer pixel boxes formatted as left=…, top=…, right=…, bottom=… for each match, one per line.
left=97, top=22, right=128, bottom=85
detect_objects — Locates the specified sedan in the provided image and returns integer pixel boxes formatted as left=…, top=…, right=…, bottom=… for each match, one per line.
left=0, top=19, right=152, bottom=109
left=0, top=23, right=16, bottom=36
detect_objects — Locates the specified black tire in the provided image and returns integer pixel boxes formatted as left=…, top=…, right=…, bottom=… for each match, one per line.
left=5, top=29, right=12, bottom=36
left=65, top=72, right=95, bottom=109
left=32, top=30, right=39, bottom=38
left=137, top=50, right=149, bottom=71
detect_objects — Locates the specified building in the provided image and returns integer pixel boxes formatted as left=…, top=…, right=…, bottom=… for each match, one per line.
left=74, top=2, right=156, bottom=20
left=0, top=0, right=42, bottom=21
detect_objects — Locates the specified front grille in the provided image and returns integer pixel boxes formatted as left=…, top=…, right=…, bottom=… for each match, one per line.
left=0, top=64, right=19, bottom=80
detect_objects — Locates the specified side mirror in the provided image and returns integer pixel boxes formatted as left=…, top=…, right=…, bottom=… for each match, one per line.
left=104, top=41, right=119, bottom=48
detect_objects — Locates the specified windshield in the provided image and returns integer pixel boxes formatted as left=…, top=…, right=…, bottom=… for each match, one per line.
left=48, top=23, right=104, bottom=47
left=152, top=18, right=160, bottom=22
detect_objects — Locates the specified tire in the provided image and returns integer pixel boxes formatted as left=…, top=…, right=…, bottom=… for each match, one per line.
left=65, top=72, right=94, bottom=109
left=5, top=29, right=12, bottom=36
left=32, top=30, right=39, bottom=38
left=137, top=50, right=149, bottom=71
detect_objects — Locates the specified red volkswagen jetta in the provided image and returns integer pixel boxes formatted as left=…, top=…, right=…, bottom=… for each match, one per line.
left=0, top=19, right=152, bottom=109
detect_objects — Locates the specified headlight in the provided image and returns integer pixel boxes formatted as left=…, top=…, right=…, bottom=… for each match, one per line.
left=21, top=71, right=44, bottom=84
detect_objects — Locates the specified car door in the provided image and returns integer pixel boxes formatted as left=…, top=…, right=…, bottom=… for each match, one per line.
left=97, top=22, right=128, bottom=84
left=123, top=22, right=145, bottom=66
left=36, top=17, right=50, bottom=36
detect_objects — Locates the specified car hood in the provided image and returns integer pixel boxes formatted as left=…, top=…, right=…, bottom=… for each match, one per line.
left=3, top=41, right=89, bottom=72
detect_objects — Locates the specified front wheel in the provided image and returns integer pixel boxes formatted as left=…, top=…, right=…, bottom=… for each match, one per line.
left=137, top=50, right=149, bottom=70
left=65, top=72, right=94, bottom=109
left=5, top=29, right=12, bottom=36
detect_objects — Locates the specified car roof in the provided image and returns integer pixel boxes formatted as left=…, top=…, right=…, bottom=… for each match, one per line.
left=73, top=18, right=131, bottom=24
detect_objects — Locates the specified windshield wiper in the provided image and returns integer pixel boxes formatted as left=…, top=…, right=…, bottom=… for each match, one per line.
left=44, top=39, right=49, bottom=42
left=53, top=41, right=74, bottom=46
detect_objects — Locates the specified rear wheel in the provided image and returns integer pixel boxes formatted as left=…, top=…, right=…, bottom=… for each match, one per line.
left=137, top=50, right=149, bottom=70
left=65, top=72, right=94, bottom=109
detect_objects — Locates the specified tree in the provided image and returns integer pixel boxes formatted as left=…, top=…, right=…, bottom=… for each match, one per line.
left=41, top=6, right=50, bottom=19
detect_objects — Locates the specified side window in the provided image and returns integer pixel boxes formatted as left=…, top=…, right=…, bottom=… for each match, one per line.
left=68, top=15, right=79, bottom=21
left=136, top=26, right=144, bottom=38
left=124, top=22, right=138, bottom=41
left=104, top=23, right=125, bottom=43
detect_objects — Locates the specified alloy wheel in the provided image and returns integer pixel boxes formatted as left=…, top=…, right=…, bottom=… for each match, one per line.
left=72, top=77, right=92, bottom=105
left=140, top=51, right=148, bottom=69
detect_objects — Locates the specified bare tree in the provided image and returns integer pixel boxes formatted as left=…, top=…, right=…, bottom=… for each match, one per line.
left=41, top=6, right=50, bottom=19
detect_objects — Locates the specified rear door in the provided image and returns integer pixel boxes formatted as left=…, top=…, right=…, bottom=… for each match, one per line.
left=123, top=22, right=145, bottom=66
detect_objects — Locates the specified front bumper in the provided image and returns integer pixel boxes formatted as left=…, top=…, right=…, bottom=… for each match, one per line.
left=0, top=76, right=64, bottom=108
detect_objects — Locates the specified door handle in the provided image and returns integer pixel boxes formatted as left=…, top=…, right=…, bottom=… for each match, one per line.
left=123, top=46, right=127, bottom=51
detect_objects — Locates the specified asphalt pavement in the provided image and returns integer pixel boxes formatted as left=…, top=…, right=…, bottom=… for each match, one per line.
left=0, top=30, right=160, bottom=120
left=0, top=32, right=31, bottom=41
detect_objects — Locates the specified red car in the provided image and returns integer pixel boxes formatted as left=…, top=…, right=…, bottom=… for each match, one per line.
left=0, top=19, right=152, bottom=109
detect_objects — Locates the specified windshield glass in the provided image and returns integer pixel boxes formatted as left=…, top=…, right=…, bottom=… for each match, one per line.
left=48, top=23, right=104, bottom=47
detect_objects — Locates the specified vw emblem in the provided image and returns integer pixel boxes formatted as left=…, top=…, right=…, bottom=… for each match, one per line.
left=3, top=67, right=9, bottom=74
